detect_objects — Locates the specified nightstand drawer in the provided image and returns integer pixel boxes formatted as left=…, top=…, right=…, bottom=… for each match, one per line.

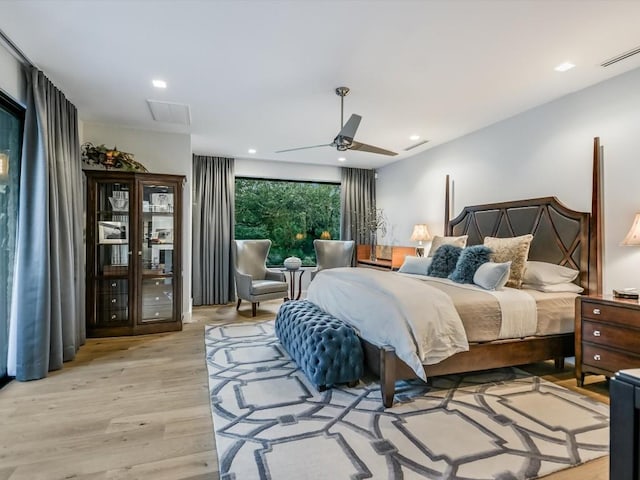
left=582, top=320, right=640, bottom=351
left=582, top=343, right=640, bottom=373
left=582, top=301, right=640, bottom=327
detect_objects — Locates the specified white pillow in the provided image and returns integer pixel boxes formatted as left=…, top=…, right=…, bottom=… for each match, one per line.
left=427, top=235, right=468, bottom=257
left=473, top=261, right=511, bottom=290
left=522, top=282, right=584, bottom=293
left=523, top=261, right=579, bottom=286
left=398, top=256, right=433, bottom=276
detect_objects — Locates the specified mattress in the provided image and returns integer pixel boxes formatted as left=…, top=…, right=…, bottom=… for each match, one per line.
left=416, top=278, right=578, bottom=343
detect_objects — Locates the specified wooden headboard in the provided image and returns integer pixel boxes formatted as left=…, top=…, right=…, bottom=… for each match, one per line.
left=443, top=138, right=603, bottom=295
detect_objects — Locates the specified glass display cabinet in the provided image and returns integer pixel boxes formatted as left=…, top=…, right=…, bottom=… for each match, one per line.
left=85, top=170, right=185, bottom=336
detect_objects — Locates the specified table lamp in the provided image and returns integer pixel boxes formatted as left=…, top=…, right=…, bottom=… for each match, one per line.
left=622, top=213, right=640, bottom=246
left=410, top=224, right=432, bottom=257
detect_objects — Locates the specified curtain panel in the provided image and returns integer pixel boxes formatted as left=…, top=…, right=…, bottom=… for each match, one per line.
left=192, top=155, right=235, bottom=305
left=340, top=167, right=376, bottom=252
left=7, top=67, right=85, bottom=381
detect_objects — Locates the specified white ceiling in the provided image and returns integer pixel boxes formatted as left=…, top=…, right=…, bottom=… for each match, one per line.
left=2, top=0, right=640, bottom=169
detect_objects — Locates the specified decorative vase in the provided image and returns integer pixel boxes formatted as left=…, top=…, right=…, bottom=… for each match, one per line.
left=283, top=256, right=302, bottom=270
left=370, top=236, right=377, bottom=262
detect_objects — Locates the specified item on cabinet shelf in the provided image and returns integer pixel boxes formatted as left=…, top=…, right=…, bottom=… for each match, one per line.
left=283, top=256, right=302, bottom=270
left=98, top=221, right=128, bottom=244
left=150, top=193, right=173, bottom=212
left=613, top=288, right=639, bottom=299
left=81, top=142, right=148, bottom=172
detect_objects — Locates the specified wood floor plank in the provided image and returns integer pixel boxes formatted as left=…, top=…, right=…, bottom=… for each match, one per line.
left=0, top=299, right=609, bottom=480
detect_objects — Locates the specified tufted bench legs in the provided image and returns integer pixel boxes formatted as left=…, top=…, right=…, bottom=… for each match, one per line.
left=275, top=300, right=363, bottom=391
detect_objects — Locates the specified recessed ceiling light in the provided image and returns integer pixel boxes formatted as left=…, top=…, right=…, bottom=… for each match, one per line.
left=554, top=62, right=575, bottom=72
left=248, top=148, right=257, bottom=154
left=409, top=134, right=420, bottom=141
left=152, top=79, right=167, bottom=88
left=338, top=157, right=346, bottom=162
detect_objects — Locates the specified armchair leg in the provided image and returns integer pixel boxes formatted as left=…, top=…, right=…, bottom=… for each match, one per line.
left=252, top=303, right=257, bottom=317
left=236, top=298, right=241, bottom=311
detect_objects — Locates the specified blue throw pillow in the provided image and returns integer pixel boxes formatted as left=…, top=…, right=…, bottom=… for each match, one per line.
left=474, top=261, right=512, bottom=290
left=427, top=244, right=463, bottom=278
left=449, top=245, right=493, bottom=284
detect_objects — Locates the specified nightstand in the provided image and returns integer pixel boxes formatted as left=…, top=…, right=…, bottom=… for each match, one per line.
left=575, top=295, right=640, bottom=386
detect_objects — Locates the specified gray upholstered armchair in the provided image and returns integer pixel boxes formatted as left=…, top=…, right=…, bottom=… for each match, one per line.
left=311, top=239, right=356, bottom=281
left=233, top=239, right=289, bottom=317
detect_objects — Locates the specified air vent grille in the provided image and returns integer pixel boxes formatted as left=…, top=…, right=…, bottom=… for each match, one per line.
left=404, top=139, right=429, bottom=151
left=146, top=99, right=191, bottom=125
left=601, top=46, right=640, bottom=67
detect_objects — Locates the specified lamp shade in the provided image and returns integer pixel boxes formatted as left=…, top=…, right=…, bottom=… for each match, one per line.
left=622, top=213, right=640, bottom=246
left=410, top=224, right=432, bottom=243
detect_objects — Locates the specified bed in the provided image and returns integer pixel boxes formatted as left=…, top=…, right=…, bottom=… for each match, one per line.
left=308, top=138, right=604, bottom=407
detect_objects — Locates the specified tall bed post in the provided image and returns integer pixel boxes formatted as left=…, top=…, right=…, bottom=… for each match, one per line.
left=444, top=174, right=450, bottom=233
left=590, top=137, right=603, bottom=295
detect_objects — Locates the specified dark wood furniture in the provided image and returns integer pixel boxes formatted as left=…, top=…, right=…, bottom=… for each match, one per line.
left=610, top=369, right=640, bottom=480
left=363, top=137, right=603, bottom=407
left=85, top=171, right=185, bottom=337
left=575, top=295, right=640, bottom=386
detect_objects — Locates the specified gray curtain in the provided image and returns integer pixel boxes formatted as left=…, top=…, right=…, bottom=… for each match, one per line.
left=192, top=155, right=235, bottom=305
left=340, top=167, right=376, bottom=248
left=7, top=67, right=84, bottom=381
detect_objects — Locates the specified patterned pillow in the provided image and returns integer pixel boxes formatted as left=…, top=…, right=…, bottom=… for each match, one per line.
left=427, top=235, right=468, bottom=257
left=449, top=245, right=493, bottom=284
left=427, top=244, right=463, bottom=278
left=483, top=234, right=533, bottom=288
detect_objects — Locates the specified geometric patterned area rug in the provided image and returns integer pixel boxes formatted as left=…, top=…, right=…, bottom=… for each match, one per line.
left=205, top=320, right=609, bottom=480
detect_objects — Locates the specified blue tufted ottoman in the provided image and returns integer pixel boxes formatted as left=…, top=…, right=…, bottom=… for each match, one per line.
left=275, top=300, right=363, bottom=391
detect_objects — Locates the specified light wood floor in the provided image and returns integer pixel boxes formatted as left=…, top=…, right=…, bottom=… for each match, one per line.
left=0, top=300, right=610, bottom=480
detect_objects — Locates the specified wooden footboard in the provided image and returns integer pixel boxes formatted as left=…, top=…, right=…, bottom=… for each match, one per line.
left=362, top=334, right=575, bottom=408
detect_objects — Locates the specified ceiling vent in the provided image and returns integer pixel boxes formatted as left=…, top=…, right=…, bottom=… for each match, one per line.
left=146, top=99, right=191, bottom=125
left=600, top=46, right=640, bottom=67
left=404, top=139, right=429, bottom=151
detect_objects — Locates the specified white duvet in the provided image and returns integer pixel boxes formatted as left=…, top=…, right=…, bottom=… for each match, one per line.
left=307, top=267, right=469, bottom=380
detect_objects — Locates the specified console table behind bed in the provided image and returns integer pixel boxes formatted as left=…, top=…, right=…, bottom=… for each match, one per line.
left=365, top=138, right=603, bottom=408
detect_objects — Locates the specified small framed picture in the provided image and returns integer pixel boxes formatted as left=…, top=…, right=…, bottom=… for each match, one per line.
left=98, top=221, right=128, bottom=244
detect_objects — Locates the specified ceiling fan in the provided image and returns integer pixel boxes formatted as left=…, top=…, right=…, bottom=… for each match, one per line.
left=275, top=87, right=397, bottom=156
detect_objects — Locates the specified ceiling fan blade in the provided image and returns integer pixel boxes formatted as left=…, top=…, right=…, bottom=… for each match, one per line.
left=338, top=114, right=361, bottom=140
left=350, top=140, right=398, bottom=156
left=275, top=144, right=332, bottom=154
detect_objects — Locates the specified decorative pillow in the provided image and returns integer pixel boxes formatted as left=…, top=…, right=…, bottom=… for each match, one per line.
left=427, top=235, right=468, bottom=257
left=473, top=262, right=512, bottom=290
left=523, top=261, right=579, bottom=285
left=483, top=234, right=533, bottom=288
left=427, top=244, right=463, bottom=278
left=448, top=245, right=493, bottom=284
left=522, top=282, right=584, bottom=293
left=398, top=256, right=433, bottom=276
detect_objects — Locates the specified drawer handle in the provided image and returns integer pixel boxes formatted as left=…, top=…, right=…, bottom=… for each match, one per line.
left=593, top=354, right=601, bottom=361
left=593, top=330, right=601, bottom=337
left=111, top=298, right=117, bottom=303
left=111, top=314, right=116, bottom=320
left=111, top=282, right=117, bottom=287
left=593, top=308, right=601, bottom=315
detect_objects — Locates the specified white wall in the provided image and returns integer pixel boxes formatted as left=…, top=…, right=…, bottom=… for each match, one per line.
left=0, top=42, right=24, bottom=104
left=378, top=66, right=640, bottom=293
left=82, top=123, right=194, bottom=321
left=235, top=157, right=341, bottom=183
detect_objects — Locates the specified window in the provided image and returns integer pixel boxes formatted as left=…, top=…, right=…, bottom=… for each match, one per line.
left=0, top=91, right=24, bottom=383
left=235, top=178, right=340, bottom=266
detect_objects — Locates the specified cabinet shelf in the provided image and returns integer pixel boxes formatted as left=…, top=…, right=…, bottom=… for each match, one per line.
left=85, top=170, right=184, bottom=337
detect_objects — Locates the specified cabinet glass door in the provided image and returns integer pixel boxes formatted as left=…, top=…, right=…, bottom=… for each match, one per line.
left=95, top=180, right=131, bottom=326
left=140, top=182, right=176, bottom=323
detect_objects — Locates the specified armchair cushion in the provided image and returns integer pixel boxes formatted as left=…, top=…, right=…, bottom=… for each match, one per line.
left=251, top=280, right=289, bottom=296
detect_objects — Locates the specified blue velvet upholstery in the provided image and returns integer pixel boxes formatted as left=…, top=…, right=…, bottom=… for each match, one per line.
left=275, top=300, right=363, bottom=390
